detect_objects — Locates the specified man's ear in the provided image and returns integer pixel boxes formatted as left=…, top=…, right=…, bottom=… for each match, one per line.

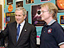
left=49, top=10, right=53, bottom=17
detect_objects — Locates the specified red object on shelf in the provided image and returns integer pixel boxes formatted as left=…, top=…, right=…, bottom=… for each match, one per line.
left=0, top=47, right=5, bottom=48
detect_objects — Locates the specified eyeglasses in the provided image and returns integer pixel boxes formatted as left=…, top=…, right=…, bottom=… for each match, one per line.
left=41, top=10, right=49, bottom=13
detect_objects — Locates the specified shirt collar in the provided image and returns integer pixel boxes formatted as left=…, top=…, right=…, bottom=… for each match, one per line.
left=17, top=20, right=25, bottom=27
left=48, top=19, right=56, bottom=25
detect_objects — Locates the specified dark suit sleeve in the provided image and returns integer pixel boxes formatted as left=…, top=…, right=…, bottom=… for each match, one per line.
left=30, top=26, right=37, bottom=48
left=0, top=24, right=9, bottom=39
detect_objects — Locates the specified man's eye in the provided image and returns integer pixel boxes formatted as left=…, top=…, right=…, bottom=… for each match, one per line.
left=15, top=15, right=17, bottom=16
left=18, top=15, right=21, bottom=16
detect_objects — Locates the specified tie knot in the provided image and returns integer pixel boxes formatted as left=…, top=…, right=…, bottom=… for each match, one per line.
left=18, top=24, right=20, bottom=27
left=19, top=24, right=20, bottom=26
left=17, top=24, right=20, bottom=29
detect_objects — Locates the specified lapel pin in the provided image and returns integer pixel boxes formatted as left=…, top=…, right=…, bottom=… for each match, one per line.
left=25, top=29, right=27, bottom=32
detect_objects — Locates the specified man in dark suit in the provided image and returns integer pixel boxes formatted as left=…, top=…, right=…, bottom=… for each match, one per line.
left=0, top=7, right=37, bottom=48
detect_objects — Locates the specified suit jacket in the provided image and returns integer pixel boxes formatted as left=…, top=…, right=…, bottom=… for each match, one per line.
left=0, top=21, right=37, bottom=48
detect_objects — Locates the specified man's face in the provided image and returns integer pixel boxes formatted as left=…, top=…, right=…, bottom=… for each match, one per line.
left=41, top=6, right=51, bottom=21
left=15, top=10, right=26, bottom=24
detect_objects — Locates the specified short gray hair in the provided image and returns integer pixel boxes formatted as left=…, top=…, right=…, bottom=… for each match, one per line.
left=15, top=7, right=27, bottom=16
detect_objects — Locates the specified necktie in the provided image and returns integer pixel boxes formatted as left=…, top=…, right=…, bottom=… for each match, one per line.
left=17, top=24, right=20, bottom=41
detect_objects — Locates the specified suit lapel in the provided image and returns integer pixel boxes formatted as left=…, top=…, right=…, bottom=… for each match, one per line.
left=17, top=21, right=28, bottom=44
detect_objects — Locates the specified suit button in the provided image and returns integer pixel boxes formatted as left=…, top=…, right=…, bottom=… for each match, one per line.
left=44, top=31, right=45, bottom=32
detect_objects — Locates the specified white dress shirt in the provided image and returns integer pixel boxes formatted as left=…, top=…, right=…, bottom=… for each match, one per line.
left=17, top=20, right=25, bottom=40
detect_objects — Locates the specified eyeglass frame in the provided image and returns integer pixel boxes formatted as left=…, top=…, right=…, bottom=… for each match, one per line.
left=41, top=10, right=49, bottom=13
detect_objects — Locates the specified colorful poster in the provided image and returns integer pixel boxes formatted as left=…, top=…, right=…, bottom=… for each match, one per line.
left=16, top=1, right=23, bottom=8
left=31, top=4, right=46, bottom=26
left=26, top=0, right=34, bottom=4
left=41, top=0, right=50, bottom=1
left=56, top=0, right=64, bottom=12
